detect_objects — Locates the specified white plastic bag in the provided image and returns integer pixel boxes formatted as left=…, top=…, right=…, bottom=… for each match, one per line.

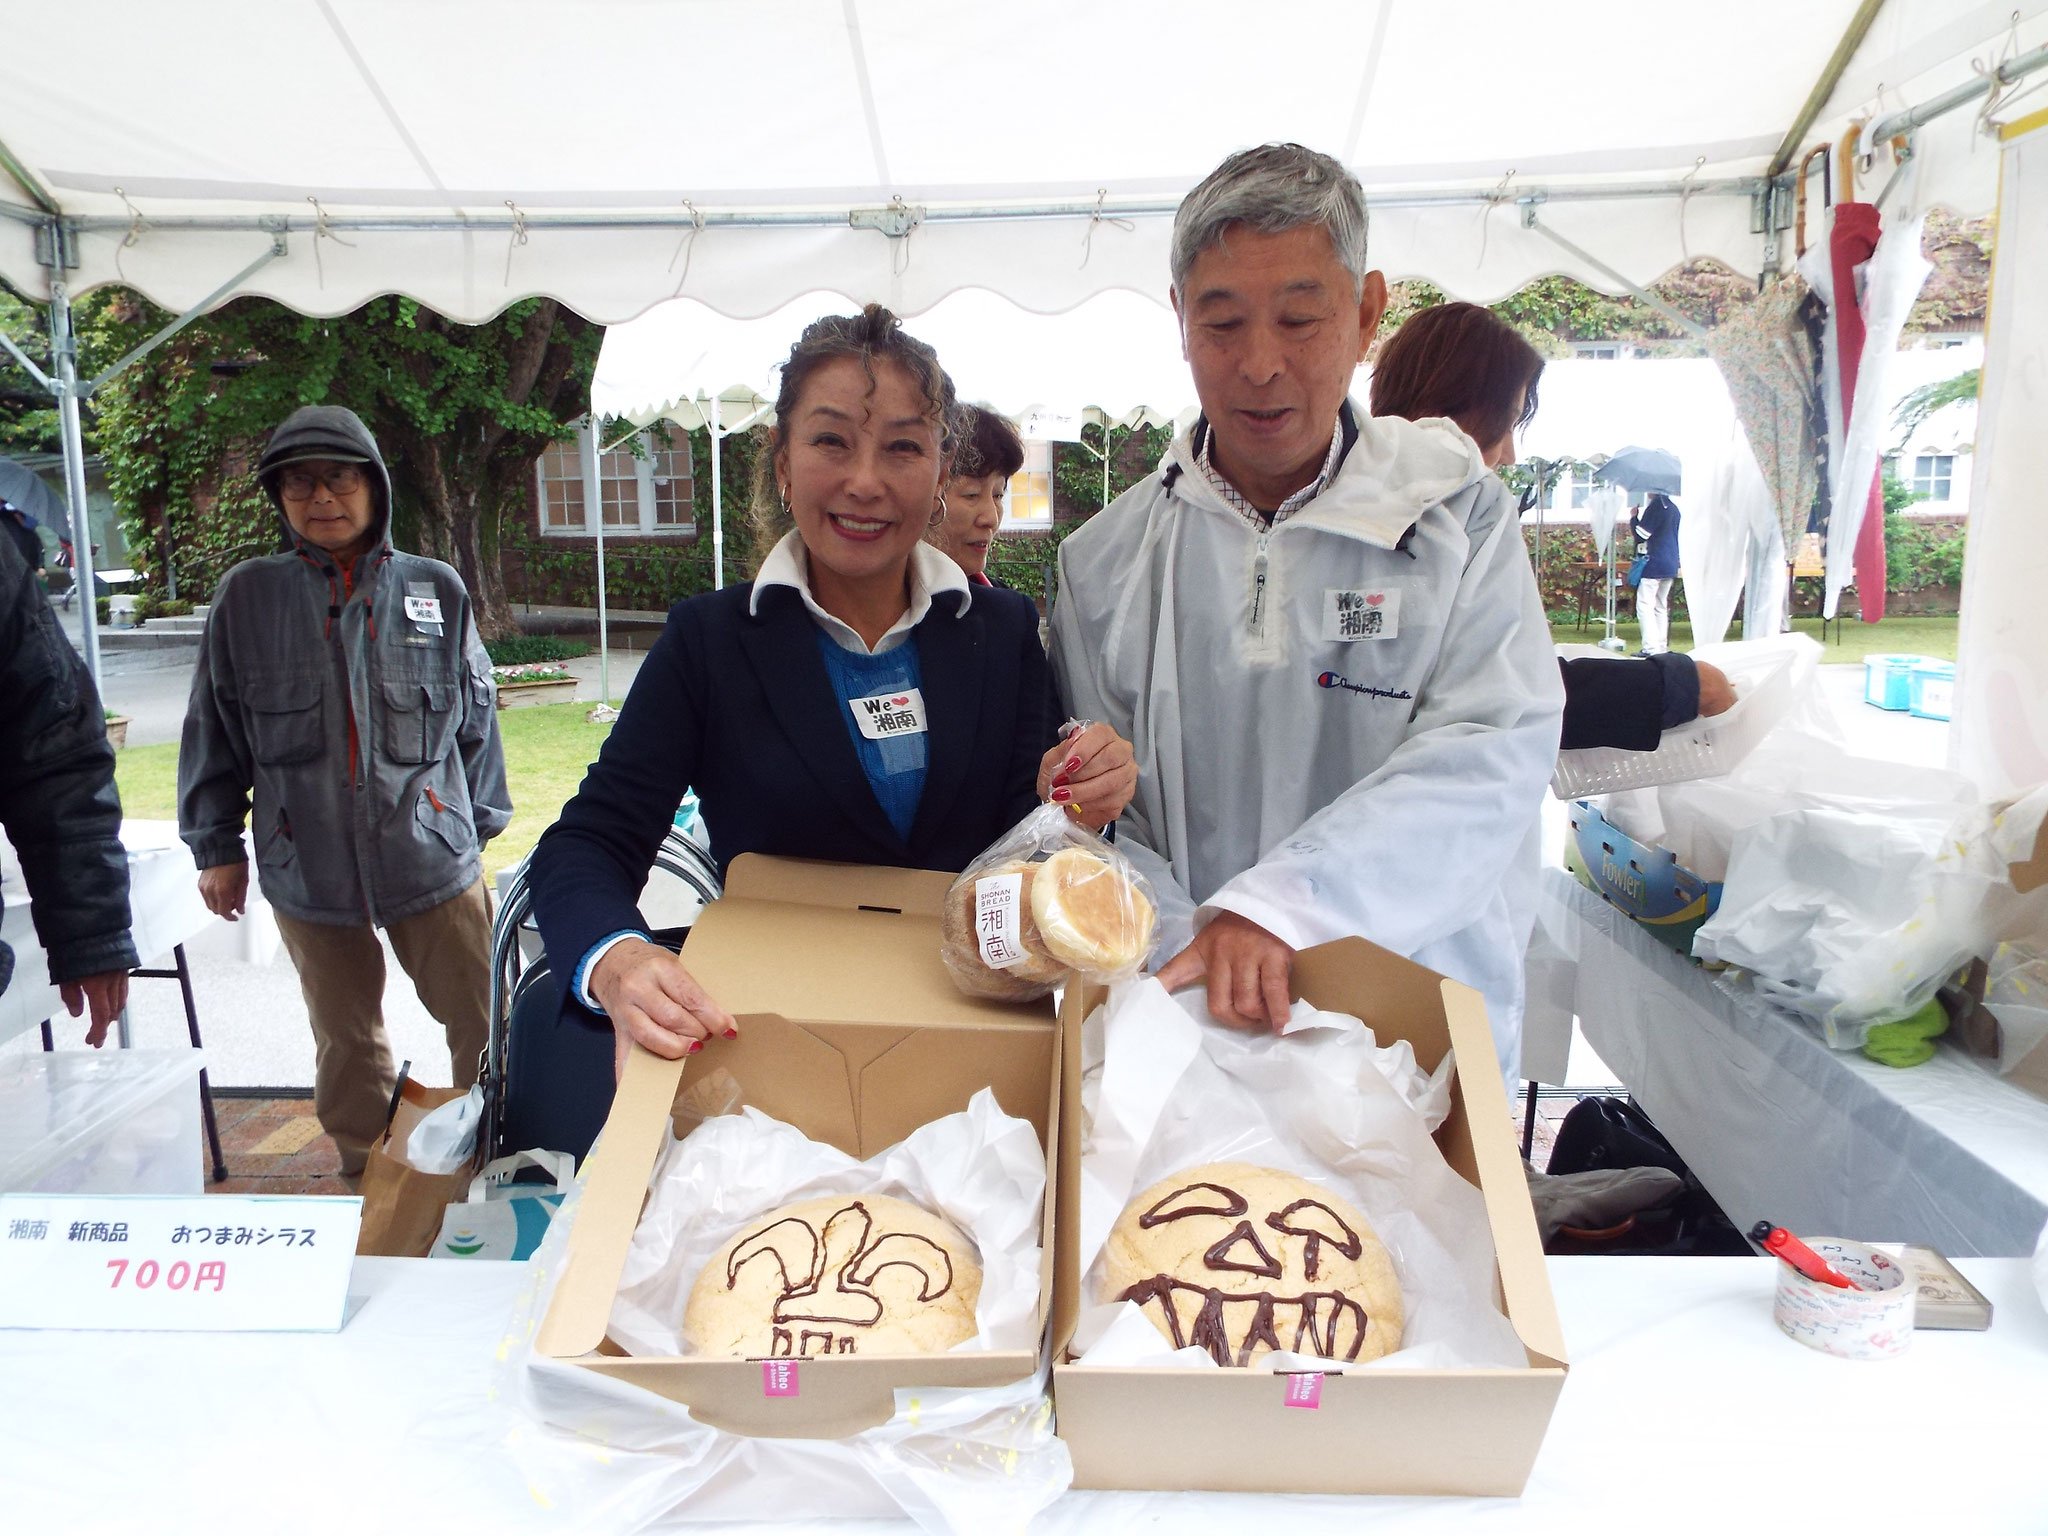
left=1069, top=979, right=1526, bottom=1374
left=495, top=1094, right=1071, bottom=1533
left=940, top=802, right=1157, bottom=1002
left=404, top=1082, right=482, bottom=1175
left=1694, top=783, right=2048, bottom=1047
left=1985, top=940, right=2048, bottom=1076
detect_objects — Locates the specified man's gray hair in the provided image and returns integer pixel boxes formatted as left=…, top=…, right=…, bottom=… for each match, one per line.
left=1170, top=143, right=1369, bottom=300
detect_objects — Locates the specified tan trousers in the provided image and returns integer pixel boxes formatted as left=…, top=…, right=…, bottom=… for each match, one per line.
left=273, top=880, right=493, bottom=1175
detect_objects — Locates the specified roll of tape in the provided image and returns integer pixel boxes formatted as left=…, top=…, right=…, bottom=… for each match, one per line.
left=1772, top=1238, right=1915, bottom=1360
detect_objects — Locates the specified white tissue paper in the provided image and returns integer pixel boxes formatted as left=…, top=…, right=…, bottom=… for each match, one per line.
left=495, top=1090, right=1071, bottom=1534
left=1069, top=978, right=1526, bottom=1374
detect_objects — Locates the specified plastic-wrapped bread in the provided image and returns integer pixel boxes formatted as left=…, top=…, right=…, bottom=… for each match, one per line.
left=940, top=804, right=1160, bottom=1001
left=940, top=858, right=1066, bottom=1001
left=1030, top=847, right=1155, bottom=973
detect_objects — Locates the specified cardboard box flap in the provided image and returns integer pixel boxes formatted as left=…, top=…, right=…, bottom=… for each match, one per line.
left=1437, top=978, right=1567, bottom=1371
left=724, top=853, right=954, bottom=918
left=2010, top=812, right=2048, bottom=895
left=537, top=1046, right=687, bottom=1358
left=686, top=896, right=1051, bottom=1033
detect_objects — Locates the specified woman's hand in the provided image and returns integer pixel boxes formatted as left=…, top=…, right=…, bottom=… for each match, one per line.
left=1037, top=721, right=1138, bottom=831
left=588, top=937, right=737, bottom=1083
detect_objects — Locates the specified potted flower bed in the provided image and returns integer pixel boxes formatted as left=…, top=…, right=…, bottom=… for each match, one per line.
left=492, top=661, right=578, bottom=709
left=104, top=709, right=130, bottom=749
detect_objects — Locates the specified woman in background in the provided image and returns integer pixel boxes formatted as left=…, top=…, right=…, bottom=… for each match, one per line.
left=1631, top=492, right=1682, bottom=657
left=1369, top=302, right=1730, bottom=749
left=928, top=403, right=1025, bottom=587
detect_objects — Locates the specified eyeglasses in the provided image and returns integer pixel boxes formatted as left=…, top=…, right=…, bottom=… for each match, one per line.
left=278, top=465, right=367, bottom=500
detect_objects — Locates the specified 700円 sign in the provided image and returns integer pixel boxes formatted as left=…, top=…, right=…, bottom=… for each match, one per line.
left=0, top=1193, right=361, bottom=1333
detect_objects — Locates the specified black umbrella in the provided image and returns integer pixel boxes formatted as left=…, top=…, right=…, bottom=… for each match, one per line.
left=0, top=459, right=67, bottom=531
left=1590, top=445, right=1682, bottom=497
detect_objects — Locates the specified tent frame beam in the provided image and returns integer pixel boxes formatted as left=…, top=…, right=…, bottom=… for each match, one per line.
left=0, top=175, right=1774, bottom=248
left=1867, top=41, right=2048, bottom=145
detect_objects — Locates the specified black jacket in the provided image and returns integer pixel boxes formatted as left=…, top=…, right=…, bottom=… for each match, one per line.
left=1558, top=651, right=1702, bottom=751
left=530, top=579, right=1056, bottom=988
left=0, top=529, right=137, bottom=993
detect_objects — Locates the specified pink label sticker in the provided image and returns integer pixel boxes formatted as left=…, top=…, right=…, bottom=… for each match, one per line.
left=761, top=1359, right=800, bottom=1398
left=1284, top=1372, right=1324, bottom=1409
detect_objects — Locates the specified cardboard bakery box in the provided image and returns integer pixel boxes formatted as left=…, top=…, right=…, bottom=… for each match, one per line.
left=1050, top=938, right=1568, bottom=1496
left=534, top=854, right=1060, bottom=1439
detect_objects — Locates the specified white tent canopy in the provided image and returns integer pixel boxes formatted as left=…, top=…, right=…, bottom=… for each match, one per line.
left=593, top=288, right=1193, bottom=430
left=4, top=0, right=2040, bottom=326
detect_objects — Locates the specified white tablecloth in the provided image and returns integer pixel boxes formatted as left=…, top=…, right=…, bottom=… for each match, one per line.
left=1534, top=866, right=2048, bottom=1257
left=1, top=1254, right=2043, bottom=1534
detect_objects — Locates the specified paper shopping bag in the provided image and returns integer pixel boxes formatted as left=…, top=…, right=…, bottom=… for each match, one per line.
left=356, top=1081, right=476, bottom=1257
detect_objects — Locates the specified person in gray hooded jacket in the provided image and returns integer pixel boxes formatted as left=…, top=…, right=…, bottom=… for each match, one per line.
left=179, top=404, right=511, bottom=1173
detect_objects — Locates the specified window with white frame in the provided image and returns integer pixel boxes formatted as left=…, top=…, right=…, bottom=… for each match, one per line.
left=1911, top=454, right=1954, bottom=502
left=999, top=440, right=1055, bottom=531
left=537, top=440, right=586, bottom=532
left=1568, top=463, right=1599, bottom=509
left=1573, top=342, right=1621, bottom=361
left=534, top=423, right=696, bottom=536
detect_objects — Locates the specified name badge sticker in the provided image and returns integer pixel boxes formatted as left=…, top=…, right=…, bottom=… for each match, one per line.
left=851, top=686, right=928, bottom=741
left=403, top=594, right=444, bottom=624
left=1323, top=587, right=1400, bottom=642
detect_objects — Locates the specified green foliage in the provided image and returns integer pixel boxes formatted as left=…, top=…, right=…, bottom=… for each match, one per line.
left=1881, top=470, right=1925, bottom=517
left=1890, top=368, right=1979, bottom=450
left=1052, top=422, right=1174, bottom=521
left=1884, top=509, right=1966, bottom=593
left=86, top=290, right=600, bottom=633
left=484, top=633, right=590, bottom=665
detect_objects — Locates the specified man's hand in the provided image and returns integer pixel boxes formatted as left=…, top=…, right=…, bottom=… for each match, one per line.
left=1694, top=660, right=1737, bottom=718
left=1154, top=911, right=1296, bottom=1032
left=198, top=862, right=249, bottom=922
left=1037, top=721, right=1138, bottom=831
left=589, top=937, right=736, bottom=1083
left=60, top=971, right=130, bottom=1048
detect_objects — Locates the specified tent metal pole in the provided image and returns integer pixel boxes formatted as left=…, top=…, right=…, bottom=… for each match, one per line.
left=1867, top=42, right=2048, bottom=144
left=0, top=324, right=54, bottom=389
left=1764, top=0, right=1891, bottom=179
left=84, top=236, right=285, bottom=394
left=708, top=392, right=724, bottom=591
left=577, top=420, right=610, bottom=710
left=49, top=281, right=102, bottom=684
left=19, top=176, right=1771, bottom=243
left=1521, top=210, right=1710, bottom=341
left=0, top=132, right=60, bottom=216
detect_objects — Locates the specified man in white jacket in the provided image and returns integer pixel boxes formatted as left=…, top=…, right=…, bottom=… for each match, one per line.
left=1049, top=144, right=1563, bottom=1082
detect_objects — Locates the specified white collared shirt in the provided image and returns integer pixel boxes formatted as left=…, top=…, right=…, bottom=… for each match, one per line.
left=749, top=530, right=973, bottom=654
left=1196, top=413, right=1346, bottom=532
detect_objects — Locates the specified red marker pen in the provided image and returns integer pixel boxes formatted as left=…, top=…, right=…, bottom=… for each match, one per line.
left=1750, top=1221, right=1861, bottom=1290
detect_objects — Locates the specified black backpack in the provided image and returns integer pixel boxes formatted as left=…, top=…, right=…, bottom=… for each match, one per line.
left=1544, top=1097, right=1752, bottom=1257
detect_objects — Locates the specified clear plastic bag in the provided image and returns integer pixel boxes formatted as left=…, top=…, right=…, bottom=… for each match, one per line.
left=941, top=803, right=1158, bottom=1002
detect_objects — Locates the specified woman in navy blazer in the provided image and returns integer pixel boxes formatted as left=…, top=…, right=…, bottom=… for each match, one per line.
left=529, top=306, right=1135, bottom=1080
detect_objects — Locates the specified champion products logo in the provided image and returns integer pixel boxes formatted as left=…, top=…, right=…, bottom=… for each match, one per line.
left=1316, top=670, right=1414, bottom=702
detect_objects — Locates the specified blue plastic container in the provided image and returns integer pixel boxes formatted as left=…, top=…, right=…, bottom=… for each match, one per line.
left=1863, top=654, right=1928, bottom=711
left=1909, top=660, right=1955, bottom=721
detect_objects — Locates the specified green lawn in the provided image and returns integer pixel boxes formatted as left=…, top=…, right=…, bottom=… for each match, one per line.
left=114, top=700, right=613, bottom=882
left=1550, top=614, right=1959, bottom=665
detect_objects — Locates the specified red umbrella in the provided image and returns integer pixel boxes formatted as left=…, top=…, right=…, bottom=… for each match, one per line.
left=1829, top=201, right=1887, bottom=624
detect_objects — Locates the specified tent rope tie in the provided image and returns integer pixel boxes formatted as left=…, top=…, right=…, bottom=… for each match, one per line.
left=669, top=199, right=706, bottom=295
left=1475, top=169, right=1517, bottom=267
left=503, top=201, right=529, bottom=286
left=1975, top=15, right=2048, bottom=136
left=305, top=197, right=355, bottom=291
left=1079, top=189, right=1134, bottom=269
left=113, top=187, right=149, bottom=284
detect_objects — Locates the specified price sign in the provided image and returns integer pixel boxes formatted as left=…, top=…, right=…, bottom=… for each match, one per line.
left=0, top=1193, right=361, bottom=1333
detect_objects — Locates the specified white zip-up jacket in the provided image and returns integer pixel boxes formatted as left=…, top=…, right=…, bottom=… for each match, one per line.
left=1050, top=402, right=1563, bottom=1079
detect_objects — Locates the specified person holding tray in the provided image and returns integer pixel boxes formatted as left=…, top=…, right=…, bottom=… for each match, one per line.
left=529, top=305, right=1136, bottom=1098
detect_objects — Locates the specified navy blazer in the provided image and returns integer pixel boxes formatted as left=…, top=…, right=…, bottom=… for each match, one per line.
left=529, top=580, right=1056, bottom=988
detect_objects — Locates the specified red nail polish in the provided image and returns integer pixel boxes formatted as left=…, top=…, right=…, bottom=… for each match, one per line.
left=724, top=1028, right=739, bottom=1039
left=686, top=1039, right=703, bottom=1054
left=1065, top=756, right=1083, bottom=774
left=1051, top=774, right=1069, bottom=789
left=1051, top=787, right=1072, bottom=803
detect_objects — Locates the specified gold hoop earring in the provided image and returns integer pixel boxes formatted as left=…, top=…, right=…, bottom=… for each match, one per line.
left=929, top=494, right=949, bottom=529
